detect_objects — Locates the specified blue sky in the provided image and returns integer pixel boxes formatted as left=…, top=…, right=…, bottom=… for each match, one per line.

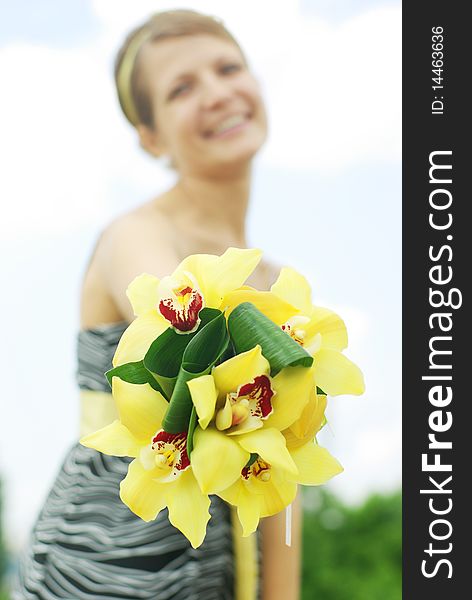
left=0, top=0, right=401, bottom=549
left=300, top=0, right=398, bottom=21
left=0, top=0, right=99, bottom=46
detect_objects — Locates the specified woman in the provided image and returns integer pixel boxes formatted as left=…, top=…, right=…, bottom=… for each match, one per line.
left=12, top=10, right=301, bottom=600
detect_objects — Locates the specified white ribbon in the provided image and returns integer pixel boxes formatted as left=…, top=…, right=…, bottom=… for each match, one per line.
left=285, top=502, right=292, bottom=547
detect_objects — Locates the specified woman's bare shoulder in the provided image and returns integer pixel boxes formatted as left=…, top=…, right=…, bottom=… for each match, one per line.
left=82, top=200, right=179, bottom=325
left=96, top=200, right=176, bottom=267
left=99, top=201, right=168, bottom=249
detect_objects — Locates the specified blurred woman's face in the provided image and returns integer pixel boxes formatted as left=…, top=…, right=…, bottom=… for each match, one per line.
left=139, top=34, right=268, bottom=177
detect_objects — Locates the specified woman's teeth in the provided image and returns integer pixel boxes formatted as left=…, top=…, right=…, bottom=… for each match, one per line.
left=212, top=114, right=247, bottom=135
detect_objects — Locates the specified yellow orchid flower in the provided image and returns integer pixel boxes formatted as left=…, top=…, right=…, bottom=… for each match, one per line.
left=113, top=247, right=262, bottom=366
left=186, top=345, right=315, bottom=497
left=284, top=388, right=328, bottom=449
left=187, top=345, right=314, bottom=437
left=271, top=267, right=365, bottom=396
left=191, top=426, right=298, bottom=509
left=80, top=378, right=210, bottom=548
left=217, top=428, right=343, bottom=536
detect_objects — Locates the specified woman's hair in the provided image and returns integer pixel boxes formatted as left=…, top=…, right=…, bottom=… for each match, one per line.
left=114, top=10, right=245, bottom=129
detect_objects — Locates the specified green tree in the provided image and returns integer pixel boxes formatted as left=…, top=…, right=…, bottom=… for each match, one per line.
left=302, top=488, right=402, bottom=600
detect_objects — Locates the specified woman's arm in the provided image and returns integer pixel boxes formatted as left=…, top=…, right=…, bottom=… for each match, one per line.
left=260, top=491, right=302, bottom=600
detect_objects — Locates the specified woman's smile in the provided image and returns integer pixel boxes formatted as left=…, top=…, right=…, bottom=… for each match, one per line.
left=202, top=111, right=252, bottom=138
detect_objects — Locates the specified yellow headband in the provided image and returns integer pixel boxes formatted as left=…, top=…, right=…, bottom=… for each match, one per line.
left=117, top=27, right=154, bottom=126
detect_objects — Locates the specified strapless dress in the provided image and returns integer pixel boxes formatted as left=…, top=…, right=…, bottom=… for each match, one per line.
left=11, top=322, right=251, bottom=600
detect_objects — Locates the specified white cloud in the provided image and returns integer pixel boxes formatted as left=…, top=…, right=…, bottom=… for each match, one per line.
left=356, top=425, right=402, bottom=468
left=0, top=40, right=175, bottom=240
left=260, top=5, right=401, bottom=170
left=0, top=44, right=107, bottom=239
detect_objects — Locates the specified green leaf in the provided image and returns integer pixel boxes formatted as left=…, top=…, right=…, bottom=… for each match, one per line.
left=143, top=308, right=221, bottom=399
left=228, top=302, right=313, bottom=376
left=316, top=386, right=327, bottom=396
left=163, top=311, right=229, bottom=433
left=186, top=406, right=198, bottom=457
left=218, top=339, right=235, bottom=365
left=184, top=311, right=230, bottom=374
left=105, top=361, right=164, bottom=395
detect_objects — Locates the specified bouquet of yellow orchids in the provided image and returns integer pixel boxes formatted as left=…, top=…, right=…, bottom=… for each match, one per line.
left=81, top=248, right=364, bottom=548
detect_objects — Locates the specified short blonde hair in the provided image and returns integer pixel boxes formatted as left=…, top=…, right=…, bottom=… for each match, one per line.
left=114, top=10, right=245, bottom=128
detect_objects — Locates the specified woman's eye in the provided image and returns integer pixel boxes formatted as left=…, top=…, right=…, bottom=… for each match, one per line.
left=168, top=82, right=190, bottom=100
left=220, top=63, right=242, bottom=75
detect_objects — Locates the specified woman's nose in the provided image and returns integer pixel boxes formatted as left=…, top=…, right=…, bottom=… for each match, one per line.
left=200, top=75, right=232, bottom=110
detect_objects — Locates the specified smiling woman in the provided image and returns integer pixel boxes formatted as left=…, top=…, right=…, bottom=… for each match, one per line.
left=10, top=9, right=298, bottom=600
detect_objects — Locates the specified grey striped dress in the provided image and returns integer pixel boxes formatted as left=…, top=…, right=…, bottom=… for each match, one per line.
left=11, top=322, right=236, bottom=599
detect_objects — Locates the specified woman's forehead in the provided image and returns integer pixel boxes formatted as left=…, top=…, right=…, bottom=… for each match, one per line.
left=141, top=34, right=243, bottom=93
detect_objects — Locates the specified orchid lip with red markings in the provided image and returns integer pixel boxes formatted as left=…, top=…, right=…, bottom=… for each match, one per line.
left=151, top=430, right=190, bottom=473
left=159, top=285, right=204, bottom=332
left=281, top=322, right=304, bottom=345
left=234, top=374, right=274, bottom=419
left=241, top=457, right=271, bottom=482
left=215, top=374, right=275, bottom=434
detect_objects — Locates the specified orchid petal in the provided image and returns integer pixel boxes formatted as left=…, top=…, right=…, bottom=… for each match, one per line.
left=289, top=391, right=327, bottom=441
left=126, top=273, right=160, bottom=317
left=237, top=490, right=261, bottom=536
left=304, top=306, right=348, bottom=351
left=220, top=463, right=297, bottom=521
left=222, top=289, right=298, bottom=324
left=212, top=345, right=270, bottom=399
left=120, top=458, right=167, bottom=521
left=113, top=311, right=168, bottom=366
left=171, top=254, right=216, bottom=306
left=80, top=420, right=141, bottom=457
left=187, top=375, right=218, bottom=430
left=112, top=378, right=168, bottom=441
left=264, top=366, right=313, bottom=431
left=216, top=397, right=233, bottom=431
left=281, top=429, right=305, bottom=451
left=258, top=477, right=298, bottom=517
left=191, top=427, right=249, bottom=494
left=226, top=415, right=263, bottom=436
left=175, top=248, right=262, bottom=307
left=313, top=349, right=365, bottom=396
left=219, top=480, right=261, bottom=537
left=270, top=267, right=313, bottom=315
left=220, top=460, right=297, bottom=526
left=218, top=477, right=242, bottom=506
left=289, top=442, right=343, bottom=484
left=166, top=469, right=211, bottom=549
left=238, top=428, right=298, bottom=477
left=251, top=469, right=298, bottom=517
